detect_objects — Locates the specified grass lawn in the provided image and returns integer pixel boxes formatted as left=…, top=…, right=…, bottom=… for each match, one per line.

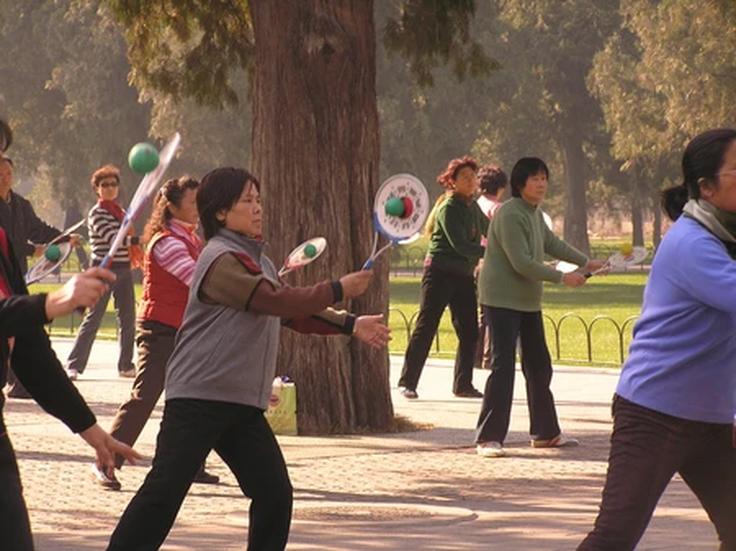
left=37, top=270, right=647, bottom=367
left=389, top=271, right=646, bottom=366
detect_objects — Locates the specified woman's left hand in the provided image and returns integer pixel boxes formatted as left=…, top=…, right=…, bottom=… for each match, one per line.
left=80, top=424, right=143, bottom=478
left=353, top=314, right=391, bottom=348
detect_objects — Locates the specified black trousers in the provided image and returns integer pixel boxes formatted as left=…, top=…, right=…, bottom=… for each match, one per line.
left=0, top=422, right=34, bottom=551
left=476, top=306, right=560, bottom=443
left=398, top=265, right=478, bottom=393
left=578, top=396, right=736, bottom=551
left=107, top=399, right=293, bottom=551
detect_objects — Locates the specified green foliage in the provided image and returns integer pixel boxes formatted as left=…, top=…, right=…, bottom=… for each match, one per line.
left=109, top=0, right=254, bottom=108
left=382, top=0, right=497, bottom=87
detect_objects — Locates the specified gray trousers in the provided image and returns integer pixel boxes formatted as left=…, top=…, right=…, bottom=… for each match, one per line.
left=67, top=263, right=136, bottom=374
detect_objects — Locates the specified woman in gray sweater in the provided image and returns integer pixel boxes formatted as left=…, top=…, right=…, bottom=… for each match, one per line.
left=107, top=167, right=390, bottom=551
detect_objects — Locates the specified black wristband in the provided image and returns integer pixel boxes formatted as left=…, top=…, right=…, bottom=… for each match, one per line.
left=331, top=280, right=344, bottom=303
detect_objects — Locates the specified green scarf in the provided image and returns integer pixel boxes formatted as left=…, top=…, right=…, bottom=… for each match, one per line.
left=682, top=199, right=736, bottom=258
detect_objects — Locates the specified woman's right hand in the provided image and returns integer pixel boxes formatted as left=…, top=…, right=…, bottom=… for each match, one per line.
left=339, top=270, right=374, bottom=299
left=45, top=267, right=116, bottom=319
left=561, top=272, right=586, bottom=288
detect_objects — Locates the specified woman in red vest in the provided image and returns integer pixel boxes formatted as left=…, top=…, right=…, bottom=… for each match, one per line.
left=92, top=176, right=218, bottom=490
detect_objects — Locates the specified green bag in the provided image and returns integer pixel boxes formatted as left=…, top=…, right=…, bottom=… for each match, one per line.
left=265, top=381, right=297, bottom=436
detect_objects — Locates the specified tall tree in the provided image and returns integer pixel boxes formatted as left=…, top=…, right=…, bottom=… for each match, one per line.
left=109, top=0, right=493, bottom=434
left=470, top=0, right=620, bottom=253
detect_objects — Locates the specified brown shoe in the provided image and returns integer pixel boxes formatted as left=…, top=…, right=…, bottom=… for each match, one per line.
left=531, top=434, right=580, bottom=448
left=454, top=388, right=483, bottom=398
left=91, top=464, right=121, bottom=491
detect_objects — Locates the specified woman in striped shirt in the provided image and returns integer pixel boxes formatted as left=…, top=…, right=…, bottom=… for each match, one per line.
left=92, top=176, right=218, bottom=490
left=66, top=165, right=139, bottom=379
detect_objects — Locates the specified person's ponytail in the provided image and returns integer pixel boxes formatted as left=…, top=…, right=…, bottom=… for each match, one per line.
left=661, top=183, right=689, bottom=221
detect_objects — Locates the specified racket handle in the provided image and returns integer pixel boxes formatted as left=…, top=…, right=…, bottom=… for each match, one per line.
left=362, top=258, right=374, bottom=270
left=76, top=255, right=113, bottom=316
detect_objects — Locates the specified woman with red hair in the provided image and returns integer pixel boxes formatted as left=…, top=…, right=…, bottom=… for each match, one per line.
left=398, top=156, right=488, bottom=399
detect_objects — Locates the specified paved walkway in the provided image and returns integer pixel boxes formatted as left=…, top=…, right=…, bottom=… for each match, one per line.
left=5, top=338, right=714, bottom=550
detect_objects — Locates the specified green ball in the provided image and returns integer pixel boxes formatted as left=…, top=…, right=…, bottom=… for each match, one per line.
left=303, top=243, right=318, bottom=258
left=128, top=142, right=160, bottom=174
left=45, top=244, right=61, bottom=262
left=385, top=197, right=405, bottom=217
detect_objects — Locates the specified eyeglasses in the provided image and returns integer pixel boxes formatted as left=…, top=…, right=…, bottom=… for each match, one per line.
left=99, top=181, right=119, bottom=189
left=717, top=169, right=736, bottom=178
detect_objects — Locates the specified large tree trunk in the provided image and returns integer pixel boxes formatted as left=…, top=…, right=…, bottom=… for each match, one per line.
left=561, top=131, right=590, bottom=255
left=631, top=175, right=644, bottom=247
left=250, top=1, right=393, bottom=434
left=652, top=190, right=662, bottom=249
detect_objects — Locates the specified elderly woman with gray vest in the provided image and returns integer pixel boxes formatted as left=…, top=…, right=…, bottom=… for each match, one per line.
left=107, top=167, right=391, bottom=551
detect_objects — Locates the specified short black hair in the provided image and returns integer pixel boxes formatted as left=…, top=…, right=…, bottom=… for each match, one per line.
left=197, top=167, right=260, bottom=240
left=509, top=157, right=549, bottom=198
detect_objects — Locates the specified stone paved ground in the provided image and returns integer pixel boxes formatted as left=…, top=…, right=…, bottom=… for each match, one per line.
left=4, top=338, right=715, bottom=550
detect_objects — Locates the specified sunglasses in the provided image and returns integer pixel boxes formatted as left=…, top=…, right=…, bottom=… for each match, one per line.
left=99, top=180, right=119, bottom=189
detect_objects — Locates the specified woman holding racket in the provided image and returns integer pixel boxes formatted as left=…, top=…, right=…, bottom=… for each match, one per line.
left=107, top=167, right=390, bottom=550
left=0, top=222, right=141, bottom=550
left=397, top=156, right=488, bottom=399
left=475, top=157, right=604, bottom=458
left=66, top=165, right=140, bottom=380
left=579, top=129, right=736, bottom=550
left=92, top=176, right=218, bottom=490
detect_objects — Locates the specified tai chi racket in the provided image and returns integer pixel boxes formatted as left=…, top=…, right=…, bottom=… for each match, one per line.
left=362, top=173, right=429, bottom=270
left=99, top=133, right=181, bottom=269
left=25, top=242, right=74, bottom=285
left=24, top=219, right=86, bottom=285
left=590, top=245, right=648, bottom=276
left=278, top=237, right=327, bottom=277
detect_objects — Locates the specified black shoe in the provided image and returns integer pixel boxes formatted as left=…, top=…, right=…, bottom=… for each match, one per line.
left=193, top=468, right=219, bottom=485
left=91, top=464, right=121, bottom=491
left=7, top=385, right=32, bottom=399
left=454, top=388, right=483, bottom=398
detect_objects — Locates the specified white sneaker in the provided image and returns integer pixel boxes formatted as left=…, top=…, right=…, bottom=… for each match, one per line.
left=476, top=441, right=506, bottom=458
left=66, top=368, right=79, bottom=381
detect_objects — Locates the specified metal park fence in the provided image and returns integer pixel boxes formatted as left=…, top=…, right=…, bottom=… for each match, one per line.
left=388, top=307, right=639, bottom=366
left=389, top=243, right=652, bottom=277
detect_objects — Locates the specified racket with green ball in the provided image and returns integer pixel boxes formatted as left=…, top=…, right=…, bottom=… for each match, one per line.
left=556, top=243, right=648, bottom=278
left=24, top=219, right=86, bottom=285
left=362, top=174, right=429, bottom=270
left=278, top=237, right=327, bottom=277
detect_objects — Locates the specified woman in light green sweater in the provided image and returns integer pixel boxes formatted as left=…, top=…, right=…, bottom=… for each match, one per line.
left=475, top=157, right=604, bottom=458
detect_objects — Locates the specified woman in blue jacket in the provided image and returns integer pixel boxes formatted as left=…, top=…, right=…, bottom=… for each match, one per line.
left=579, top=128, right=736, bottom=550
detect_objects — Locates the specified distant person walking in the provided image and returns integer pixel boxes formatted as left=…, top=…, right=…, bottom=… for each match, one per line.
left=92, top=176, right=219, bottom=490
left=475, top=157, right=604, bottom=458
left=398, top=156, right=488, bottom=400
left=474, top=165, right=508, bottom=370
left=66, top=165, right=140, bottom=380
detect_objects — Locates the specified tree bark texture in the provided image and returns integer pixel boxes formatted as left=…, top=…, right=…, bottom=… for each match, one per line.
left=561, top=131, right=591, bottom=256
left=250, top=1, right=393, bottom=434
left=631, top=175, right=644, bottom=247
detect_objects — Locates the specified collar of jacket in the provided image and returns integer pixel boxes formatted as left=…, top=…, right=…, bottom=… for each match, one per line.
left=216, top=228, right=268, bottom=256
left=683, top=199, right=736, bottom=243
